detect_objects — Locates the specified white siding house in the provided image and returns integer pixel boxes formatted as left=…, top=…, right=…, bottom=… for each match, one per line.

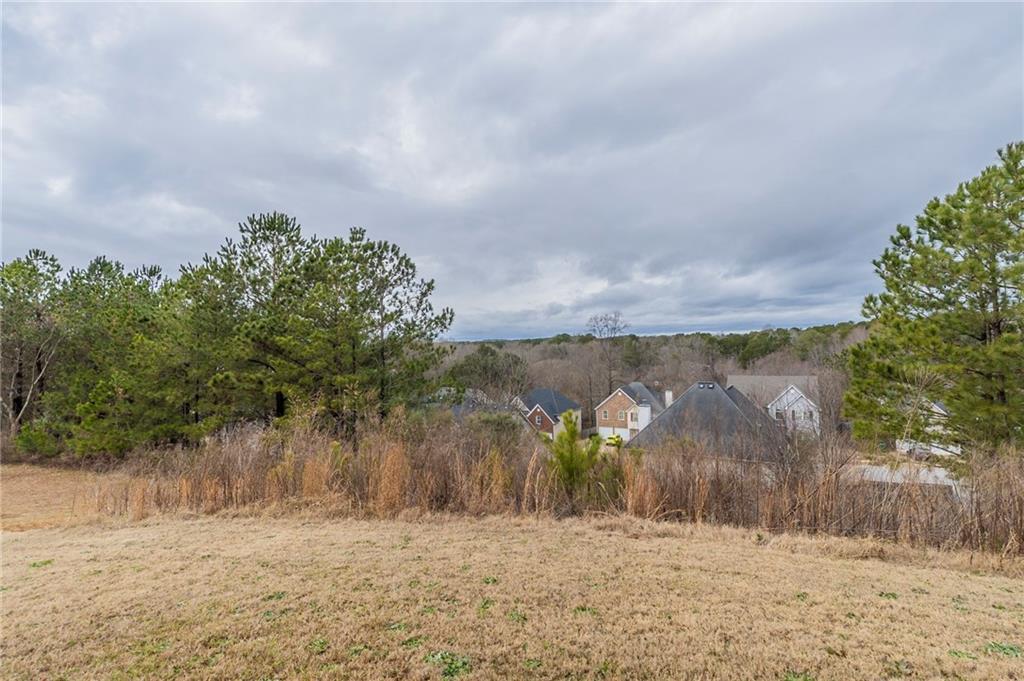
left=727, top=375, right=821, bottom=435
left=766, top=384, right=820, bottom=434
left=895, top=400, right=962, bottom=458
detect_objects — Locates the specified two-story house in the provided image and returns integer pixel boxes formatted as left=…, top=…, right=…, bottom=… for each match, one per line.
left=595, top=382, right=672, bottom=441
left=513, top=388, right=582, bottom=439
left=726, top=375, right=820, bottom=434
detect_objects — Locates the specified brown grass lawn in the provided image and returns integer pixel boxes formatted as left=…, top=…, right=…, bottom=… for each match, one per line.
left=0, top=463, right=121, bottom=531
left=1, top=465, right=1022, bottom=680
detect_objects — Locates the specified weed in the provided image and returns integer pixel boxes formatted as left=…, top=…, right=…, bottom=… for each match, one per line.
left=507, top=609, right=527, bottom=623
left=910, top=587, right=929, bottom=595
left=984, top=641, right=1021, bottom=657
left=948, top=649, right=977, bottom=660
left=478, top=598, right=494, bottom=615
left=402, top=636, right=425, bottom=649
left=262, top=591, right=286, bottom=601
left=307, top=638, right=329, bottom=655
left=573, top=605, right=597, bottom=616
left=878, top=591, right=898, bottom=600
left=348, top=644, right=370, bottom=657
left=386, top=621, right=409, bottom=632
left=421, top=605, right=438, bottom=615
left=824, top=646, right=846, bottom=658
left=783, top=673, right=815, bottom=681
left=882, top=658, right=913, bottom=678
left=132, top=638, right=170, bottom=657
left=795, top=592, right=809, bottom=602
left=425, top=650, right=471, bottom=678
left=482, top=576, right=498, bottom=585
left=524, top=658, right=542, bottom=670
left=29, top=559, right=53, bottom=568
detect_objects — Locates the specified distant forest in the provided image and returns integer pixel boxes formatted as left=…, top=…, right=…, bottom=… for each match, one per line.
left=442, top=322, right=865, bottom=430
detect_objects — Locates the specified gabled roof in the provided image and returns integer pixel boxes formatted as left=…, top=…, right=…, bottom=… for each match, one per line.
left=766, top=384, right=819, bottom=411
left=628, top=381, right=779, bottom=455
left=449, top=389, right=522, bottom=420
left=726, top=385, right=769, bottom=424
left=726, top=375, right=818, bottom=406
left=519, top=388, right=580, bottom=423
left=596, top=381, right=665, bottom=415
left=622, top=382, right=665, bottom=415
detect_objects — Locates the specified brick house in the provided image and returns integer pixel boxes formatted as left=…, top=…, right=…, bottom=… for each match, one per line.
left=513, top=388, right=582, bottom=438
left=595, top=382, right=672, bottom=442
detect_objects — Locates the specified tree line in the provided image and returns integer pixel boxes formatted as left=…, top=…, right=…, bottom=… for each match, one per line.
left=3, top=142, right=1020, bottom=458
left=1, top=213, right=453, bottom=456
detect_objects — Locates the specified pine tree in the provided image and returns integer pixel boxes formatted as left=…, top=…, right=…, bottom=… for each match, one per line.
left=845, top=142, right=1023, bottom=450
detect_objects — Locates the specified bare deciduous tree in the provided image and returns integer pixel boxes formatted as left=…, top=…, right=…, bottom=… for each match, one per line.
left=586, top=311, right=629, bottom=394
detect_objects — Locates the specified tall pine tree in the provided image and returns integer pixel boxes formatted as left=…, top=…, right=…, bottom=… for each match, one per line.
left=846, top=142, right=1023, bottom=451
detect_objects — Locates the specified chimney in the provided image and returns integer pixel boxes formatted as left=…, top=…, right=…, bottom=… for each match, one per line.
left=664, top=389, right=674, bottom=406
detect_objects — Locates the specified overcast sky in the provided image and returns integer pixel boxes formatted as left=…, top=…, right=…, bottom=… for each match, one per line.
left=3, top=3, right=1021, bottom=339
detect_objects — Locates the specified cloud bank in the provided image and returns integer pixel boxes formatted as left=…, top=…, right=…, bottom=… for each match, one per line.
left=3, top=3, right=1021, bottom=338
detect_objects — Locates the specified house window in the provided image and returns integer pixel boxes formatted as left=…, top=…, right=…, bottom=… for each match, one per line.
left=630, top=411, right=636, bottom=423
left=602, top=410, right=609, bottom=420
left=618, top=410, right=625, bottom=420
left=535, top=414, right=542, bottom=426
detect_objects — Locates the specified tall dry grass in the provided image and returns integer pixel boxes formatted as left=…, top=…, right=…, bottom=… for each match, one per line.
left=97, top=410, right=1024, bottom=555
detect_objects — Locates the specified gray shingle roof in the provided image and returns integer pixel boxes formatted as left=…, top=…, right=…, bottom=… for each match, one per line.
left=628, top=381, right=781, bottom=456
left=726, top=375, right=818, bottom=406
left=520, top=388, right=580, bottom=422
left=620, top=382, right=665, bottom=416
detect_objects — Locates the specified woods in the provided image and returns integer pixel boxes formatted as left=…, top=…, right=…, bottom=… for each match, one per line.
left=0, top=213, right=453, bottom=456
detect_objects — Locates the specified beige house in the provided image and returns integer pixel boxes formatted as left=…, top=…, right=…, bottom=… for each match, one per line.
left=595, top=382, right=672, bottom=441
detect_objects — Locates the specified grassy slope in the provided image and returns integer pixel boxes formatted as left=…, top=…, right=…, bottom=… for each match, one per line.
left=3, top=510, right=1022, bottom=680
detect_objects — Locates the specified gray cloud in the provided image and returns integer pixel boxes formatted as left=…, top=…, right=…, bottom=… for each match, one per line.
left=3, top=3, right=1021, bottom=339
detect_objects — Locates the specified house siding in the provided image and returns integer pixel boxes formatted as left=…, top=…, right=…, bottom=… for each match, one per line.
left=767, top=386, right=820, bottom=434
left=527, top=405, right=556, bottom=436
left=596, top=391, right=637, bottom=439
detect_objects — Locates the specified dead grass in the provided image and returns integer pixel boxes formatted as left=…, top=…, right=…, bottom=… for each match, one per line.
left=0, top=463, right=125, bottom=531
left=2, top=464, right=1023, bottom=679
left=2, top=513, right=1022, bottom=680
left=78, top=418, right=1024, bottom=556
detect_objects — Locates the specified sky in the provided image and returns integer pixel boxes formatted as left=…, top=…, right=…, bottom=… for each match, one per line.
left=2, top=3, right=1022, bottom=340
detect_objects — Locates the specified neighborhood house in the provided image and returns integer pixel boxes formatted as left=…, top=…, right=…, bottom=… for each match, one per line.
left=895, top=400, right=962, bottom=458
left=628, top=380, right=780, bottom=457
left=726, top=375, right=821, bottom=434
left=514, top=388, right=582, bottom=438
left=595, top=382, right=672, bottom=441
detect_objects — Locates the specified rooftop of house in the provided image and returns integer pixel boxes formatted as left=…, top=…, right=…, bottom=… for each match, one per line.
left=615, top=381, right=666, bottom=415
left=628, top=380, right=780, bottom=455
left=519, top=387, right=580, bottom=422
left=726, top=375, right=819, bottom=406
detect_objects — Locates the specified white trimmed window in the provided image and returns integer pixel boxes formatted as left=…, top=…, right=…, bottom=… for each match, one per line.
left=602, top=410, right=609, bottom=420
left=535, top=414, right=542, bottom=426
left=618, top=410, right=625, bottom=420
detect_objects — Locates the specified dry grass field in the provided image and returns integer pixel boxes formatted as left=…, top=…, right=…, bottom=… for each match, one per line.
left=2, top=464, right=1022, bottom=680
